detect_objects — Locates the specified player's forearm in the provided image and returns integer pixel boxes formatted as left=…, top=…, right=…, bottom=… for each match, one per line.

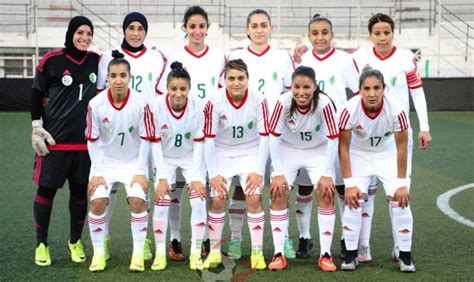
left=256, top=135, right=269, bottom=176
left=269, top=135, right=283, bottom=175
left=410, top=87, right=430, bottom=132
left=31, top=88, right=45, bottom=120
left=338, top=130, right=352, bottom=178
left=204, top=138, right=218, bottom=178
left=135, top=139, right=149, bottom=175
left=191, top=141, right=204, bottom=182
left=395, top=131, right=408, bottom=179
left=87, top=140, right=102, bottom=176
left=323, top=137, right=338, bottom=177
left=151, top=141, right=166, bottom=179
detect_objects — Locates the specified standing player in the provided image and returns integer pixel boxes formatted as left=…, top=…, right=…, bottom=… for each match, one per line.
left=338, top=68, right=415, bottom=272
left=226, top=8, right=296, bottom=260
left=296, top=14, right=360, bottom=260
left=156, top=5, right=226, bottom=261
left=350, top=13, right=431, bottom=262
left=202, top=59, right=269, bottom=270
left=85, top=51, right=154, bottom=272
left=96, top=11, right=167, bottom=261
left=267, top=66, right=339, bottom=272
left=31, top=16, right=99, bottom=266
left=149, top=62, right=207, bottom=271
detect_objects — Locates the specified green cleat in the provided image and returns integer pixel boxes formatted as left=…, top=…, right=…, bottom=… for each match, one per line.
left=67, top=240, right=86, bottom=263
left=129, top=255, right=145, bottom=272
left=143, top=238, right=153, bottom=261
left=89, top=254, right=106, bottom=272
left=202, top=251, right=222, bottom=269
left=250, top=251, right=266, bottom=270
left=35, top=243, right=51, bottom=267
left=151, top=253, right=167, bottom=271
left=104, top=236, right=111, bottom=261
left=189, top=253, right=204, bottom=270
left=226, top=239, right=242, bottom=260
left=284, top=238, right=296, bottom=259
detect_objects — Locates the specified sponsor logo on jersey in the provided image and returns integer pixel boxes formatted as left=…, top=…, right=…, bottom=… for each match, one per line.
left=219, top=115, right=227, bottom=127
left=356, top=124, right=363, bottom=130
left=63, top=69, right=71, bottom=75
left=101, top=118, right=112, bottom=134
left=62, top=75, right=73, bottom=86
left=286, top=118, right=297, bottom=132
left=89, top=72, right=97, bottom=83
left=102, top=117, right=110, bottom=123
left=219, top=115, right=227, bottom=120
left=160, top=124, right=169, bottom=138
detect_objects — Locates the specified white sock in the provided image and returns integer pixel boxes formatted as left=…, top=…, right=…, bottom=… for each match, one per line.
left=247, top=211, right=264, bottom=253
left=342, top=206, right=362, bottom=251
left=295, top=193, right=312, bottom=239
left=88, top=211, right=107, bottom=256
left=318, top=207, right=336, bottom=255
left=131, top=211, right=149, bottom=257
left=153, top=195, right=170, bottom=255
left=390, top=201, right=413, bottom=252
left=337, top=193, right=345, bottom=229
left=360, top=188, right=376, bottom=247
left=104, top=187, right=118, bottom=237
left=168, top=186, right=184, bottom=242
left=228, top=199, right=246, bottom=241
left=189, top=192, right=207, bottom=255
left=208, top=211, right=225, bottom=252
left=270, top=209, right=288, bottom=255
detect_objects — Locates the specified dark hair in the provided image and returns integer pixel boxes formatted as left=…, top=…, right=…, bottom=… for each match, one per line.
left=107, top=50, right=130, bottom=73
left=289, top=66, right=321, bottom=118
left=247, top=9, right=271, bottom=27
left=368, top=13, right=395, bottom=33
left=167, top=61, right=191, bottom=85
left=308, top=13, right=333, bottom=32
left=182, top=5, right=209, bottom=30
left=358, top=67, right=386, bottom=90
left=122, top=12, right=148, bottom=34
left=224, top=59, right=249, bottom=79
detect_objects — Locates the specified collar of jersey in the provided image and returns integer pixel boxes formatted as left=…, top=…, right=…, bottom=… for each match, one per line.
left=247, top=45, right=270, bottom=57
left=184, top=45, right=209, bottom=59
left=166, top=93, right=188, bottom=119
left=361, top=96, right=384, bottom=120
left=312, top=47, right=335, bottom=61
left=226, top=88, right=248, bottom=110
left=108, top=88, right=131, bottom=111
left=372, top=46, right=397, bottom=61
left=122, top=47, right=147, bottom=59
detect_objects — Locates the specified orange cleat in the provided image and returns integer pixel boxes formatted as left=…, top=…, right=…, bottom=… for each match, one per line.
left=168, top=239, right=185, bottom=261
left=318, top=253, right=337, bottom=272
left=267, top=253, right=287, bottom=271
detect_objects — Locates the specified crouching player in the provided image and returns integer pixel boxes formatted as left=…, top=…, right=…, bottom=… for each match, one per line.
left=338, top=68, right=415, bottom=272
left=85, top=51, right=154, bottom=272
left=150, top=61, right=208, bottom=271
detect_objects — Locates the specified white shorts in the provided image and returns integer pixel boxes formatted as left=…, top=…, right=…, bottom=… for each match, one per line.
left=90, top=167, right=148, bottom=202
left=211, top=153, right=263, bottom=197
left=350, top=149, right=409, bottom=197
left=272, top=143, right=334, bottom=189
left=154, top=157, right=206, bottom=188
left=295, top=158, right=343, bottom=187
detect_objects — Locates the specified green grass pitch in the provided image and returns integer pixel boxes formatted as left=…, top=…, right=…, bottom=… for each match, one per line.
left=1, top=111, right=473, bottom=281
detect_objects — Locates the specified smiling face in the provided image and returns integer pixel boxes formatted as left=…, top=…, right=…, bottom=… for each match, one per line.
left=184, top=14, right=208, bottom=46
left=167, top=78, right=190, bottom=111
left=308, top=20, right=334, bottom=55
left=291, top=75, right=315, bottom=108
left=107, top=63, right=130, bottom=97
left=125, top=21, right=146, bottom=48
left=246, top=13, right=272, bottom=46
left=225, top=68, right=249, bottom=100
left=72, top=25, right=93, bottom=51
left=369, top=22, right=394, bottom=57
left=360, top=75, right=385, bottom=113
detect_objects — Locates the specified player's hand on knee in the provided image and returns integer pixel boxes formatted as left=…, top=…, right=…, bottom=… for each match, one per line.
left=31, top=120, right=56, bottom=156
left=155, top=179, right=170, bottom=200
left=88, top=176, right=107, bottom=197
left=317, top=175, right=335, bottom=200
left=131, top=174, right=149, bottom=193
left=394, top=186, right=410, bottom=208
left=344, top=187, right=362, bottom=209
left=210, top=175, right=227, bottom=199
left=270, top=175, right=288, bottom=201
left=189, top=180, right=206, bottom=200
left=418, top=131, right=432, bottom=150
left=245, top=172, right=263, bottom=196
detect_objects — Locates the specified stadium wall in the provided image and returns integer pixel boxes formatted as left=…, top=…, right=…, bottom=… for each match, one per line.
left=0, top=78, right=473, bottom=111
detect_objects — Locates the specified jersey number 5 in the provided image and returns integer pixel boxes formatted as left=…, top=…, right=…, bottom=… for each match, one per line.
left=197, top=83, right=206, bottom=98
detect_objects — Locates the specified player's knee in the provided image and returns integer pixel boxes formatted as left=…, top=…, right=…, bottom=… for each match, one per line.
left=245, top=195, right=262, bottom=212
left=90, top=198, right=108, bottom=214
left=298, top=185, right=313, bottom=196
left=271, top=192, right=289, bottom=210
left=210, top=196, right=226, bottom=212
left=128, top=197, right=146, bottom=212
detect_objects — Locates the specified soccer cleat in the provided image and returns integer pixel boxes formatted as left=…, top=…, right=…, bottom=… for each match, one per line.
left=89, top=254, right=106, bottom=272
left=151, top=253, right=167, bottom=271
left=318, top=252, right=337, bottom=272
left=202, top=251, right=222, bottom=269
left=296, top=237, right=313, bottom=259
left=129, top=255, right=145, bottom=272
left=35, top=243, right=51, bottom=266
left=357, top=245, right=372, bottom=263
left=67, top=240, right=86, bottom=263
left=226, top=239, right=242, bottom=260
left=201, top=238, right=210, bottom=259
left=250, top=252, right=266, bottom=270
left=267, top=253, right=287, bottom=271
left=398, top=251, right=416, bottom=272
left=340, top=239, right=347, bottom=259
left=189, top=253, right=204, bottom=270
left=104, top=236, right=111, bottom=261
left=391, top=245, right=400, bottom=262
left=168, top=239, right=185, bottom=261
left=340, top=250, right=358, bottom=271
left=143, top=238, right=153, bottom=261
left=284, top=238, right=296, bottom=259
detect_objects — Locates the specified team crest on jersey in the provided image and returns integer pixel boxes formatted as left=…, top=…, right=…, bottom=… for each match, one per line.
left=315, top=124, right=320, bottom=132
left=89, top=72, right=97, bottom=83
left=147, top=72, right=153, bottom=82
left=160, top=124, right=170, bottom=138
left=384, top=131, right=391, bottom=137
left=184, top=132, right=192, bottom=139
left=211, top=76, right=216, bottom=86
left=101, top=117, right=112, bottom=134
left=272, top=71, right=278, bottom=81
left=391, top=76, right=398, bottom=87
left=62, top=74, right=73, bottom=86
left=329, top=75, right=336, bottom=86
left=128, top=126, right=134, bottom=133
left=247, top=121, right=254, bottom=129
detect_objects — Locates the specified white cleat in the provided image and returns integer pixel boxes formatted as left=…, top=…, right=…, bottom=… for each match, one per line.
left=357, top=245, right=372, bottom=263
left=391, top=245, right=400, bottom=262
left=341, top=258, right=359, bottom=271
left=399, top=258, right=416, bottom=272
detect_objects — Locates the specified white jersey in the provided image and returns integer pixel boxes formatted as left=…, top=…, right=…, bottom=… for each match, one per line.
left=85, top=88, right=154, bottom=167
left=228, top=45, right=295, bottom=111
left=351, top=46, right=423, bottom=116
left=151, top=94, right=206, bottom=158
left=157, top=45, right=225, bottom=101
left=269, top=92, right=339, bottom=149
left=300, top=47, right=359, bottom=110
left=97, top=47, right=167, bottom=102
left=338, top=93, right=409, bottom=153
left=204, top=88, right=270, bottom=156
